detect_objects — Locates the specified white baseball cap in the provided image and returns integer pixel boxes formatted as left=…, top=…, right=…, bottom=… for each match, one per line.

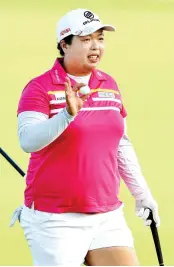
left=56, top=9, right=115, bottom=42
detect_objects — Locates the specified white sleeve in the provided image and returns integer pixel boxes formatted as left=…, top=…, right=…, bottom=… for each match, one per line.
left=117, top=119, right=151, bottom=200
left=18, top=109, right=75, bottom=153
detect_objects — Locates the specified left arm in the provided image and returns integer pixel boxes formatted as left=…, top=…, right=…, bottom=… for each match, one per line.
left=117, top=119, right=160, bottom=227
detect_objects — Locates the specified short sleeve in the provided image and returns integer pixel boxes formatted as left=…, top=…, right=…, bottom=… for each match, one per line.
left=17, top=80, right=49, bottom=116
left=120, top=104, right=127, bottom=118
left=111, top=78, right=127, bottom=118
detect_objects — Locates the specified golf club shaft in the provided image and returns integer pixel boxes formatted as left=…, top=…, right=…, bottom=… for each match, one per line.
left=149, top=211, right=164, bottom=266
left=150, top=222, right=164, bottom=266
left=0, top=147, right=25, bottom=177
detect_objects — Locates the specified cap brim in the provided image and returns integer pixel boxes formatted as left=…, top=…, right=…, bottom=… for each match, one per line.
left=75, top=23, right=115, bottom=37
left=101, top=24, right=116, bottom=32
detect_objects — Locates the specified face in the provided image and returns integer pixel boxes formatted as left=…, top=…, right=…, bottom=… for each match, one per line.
left=61, top=29, right=105, bottom=75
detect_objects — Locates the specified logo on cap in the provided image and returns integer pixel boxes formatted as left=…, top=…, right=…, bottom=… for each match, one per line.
left=60, top=28, right=71, bottom=36
left=83, top=11, right=100, bottom=26
left=84, top=11, right=94, bottom=20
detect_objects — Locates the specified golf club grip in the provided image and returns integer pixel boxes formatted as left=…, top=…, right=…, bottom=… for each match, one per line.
left=0, top=147, right=25, bottom=177
left=149, top=211, right=164, bottom=266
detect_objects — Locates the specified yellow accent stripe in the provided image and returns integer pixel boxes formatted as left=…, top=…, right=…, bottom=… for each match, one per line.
left=90, top=89, right=119, bottom=95
left=48, top=89, right=119, bottom=95
left=48, top=91, right=65, bottom=95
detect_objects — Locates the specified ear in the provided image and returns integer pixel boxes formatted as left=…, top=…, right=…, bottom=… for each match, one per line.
left=60, top=40, right=69, bottom=54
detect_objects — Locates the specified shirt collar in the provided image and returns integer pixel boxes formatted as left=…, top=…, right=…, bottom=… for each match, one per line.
left=50, top=58, right=107, bottom=86
left=50, top=58, right=70, bottom=85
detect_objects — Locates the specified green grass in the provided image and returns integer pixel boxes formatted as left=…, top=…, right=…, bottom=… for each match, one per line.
left=0, top=0, right=174, bottom=265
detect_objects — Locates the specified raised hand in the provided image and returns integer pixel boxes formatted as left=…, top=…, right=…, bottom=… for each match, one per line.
left=65, top=77, right=90, bottom=116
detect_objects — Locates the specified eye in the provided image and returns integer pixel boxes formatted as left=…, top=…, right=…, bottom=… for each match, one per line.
left=83, top=37, right=91, bottom=42
left=99, top=37, right=104, bottom=41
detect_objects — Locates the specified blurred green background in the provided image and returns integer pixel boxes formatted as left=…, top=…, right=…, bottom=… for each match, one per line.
left=0, top=0, right=174, bottom=265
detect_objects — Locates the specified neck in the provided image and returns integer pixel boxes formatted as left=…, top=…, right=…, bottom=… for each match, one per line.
left=63, top=57, right=91, bottom=77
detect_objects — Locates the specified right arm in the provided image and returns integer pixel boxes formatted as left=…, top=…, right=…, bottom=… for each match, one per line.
left=18, top=109, right=74, bottom=153
left=18, top=77, right=89, bottom=153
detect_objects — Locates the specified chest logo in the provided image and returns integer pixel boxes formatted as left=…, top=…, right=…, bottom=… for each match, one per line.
left=98, top=91, right=115, bottom=98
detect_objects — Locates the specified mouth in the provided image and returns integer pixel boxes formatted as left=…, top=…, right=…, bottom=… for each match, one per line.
left=87, top=55, right=99, bottom=63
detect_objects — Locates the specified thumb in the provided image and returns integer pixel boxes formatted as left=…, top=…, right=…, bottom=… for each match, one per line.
left=145, top=219, right=152, bottom=227
left=80, top=94, right=90, bottom=101
left=151, top=208, right=160, bottom=227
left=136, top=207, right=145, bottom=218
left=73, top=83, right=87, bottom=92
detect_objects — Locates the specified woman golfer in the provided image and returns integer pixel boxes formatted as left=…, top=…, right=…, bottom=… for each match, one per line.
left=11, top=8, right=160, bottom=266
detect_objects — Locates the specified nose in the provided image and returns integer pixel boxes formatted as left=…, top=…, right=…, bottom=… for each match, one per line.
left=90, top=39, right=99, bottom=50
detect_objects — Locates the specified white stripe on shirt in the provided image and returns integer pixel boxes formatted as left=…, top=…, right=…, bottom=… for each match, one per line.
left=50, top=107, right=121, bottom=114
left=92, top=98, right=121, bottom=104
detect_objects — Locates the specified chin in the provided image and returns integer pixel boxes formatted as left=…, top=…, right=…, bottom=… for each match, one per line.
left=84, top=63, right=98, bottom=71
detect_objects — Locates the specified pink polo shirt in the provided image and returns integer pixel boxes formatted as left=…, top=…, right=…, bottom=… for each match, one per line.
left=18, top=58, right=127, bottom=213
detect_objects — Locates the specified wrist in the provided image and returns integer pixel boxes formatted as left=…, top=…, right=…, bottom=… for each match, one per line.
left=66, top=106, right=77, bottom=116
left=63, top=108, right=76, bottom=121
left=134, top=188, right=153, bottom=201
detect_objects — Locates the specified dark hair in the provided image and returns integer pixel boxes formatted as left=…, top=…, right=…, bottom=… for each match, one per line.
left=57, top=35, right=74, bottom=56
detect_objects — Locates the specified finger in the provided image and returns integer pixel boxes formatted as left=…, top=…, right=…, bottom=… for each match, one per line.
left=145, top=219, right=152, bottom=226
left=136, top=207, right=144, bottom=218
left=65, top=78, right=72, bottom=94
left=80, top=94, right=90, bottom=101
left=65, top=81, right=74, bottom=97
left=64, top=82, right=71, bottom=95
left=151, top=208, right=158, bottom=222
left=156, top=217, right=160, bottom=228
left=152, top=209, right=160, bottom=227
left=152, top=210, right=158, bottom=222
left=64, top=82, right=68, bottom=92
left=73, top=83, right=87, bottom=92
left=142, top=208, right=150, bottom=220
left=65, top=77, right=72, bottom=87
